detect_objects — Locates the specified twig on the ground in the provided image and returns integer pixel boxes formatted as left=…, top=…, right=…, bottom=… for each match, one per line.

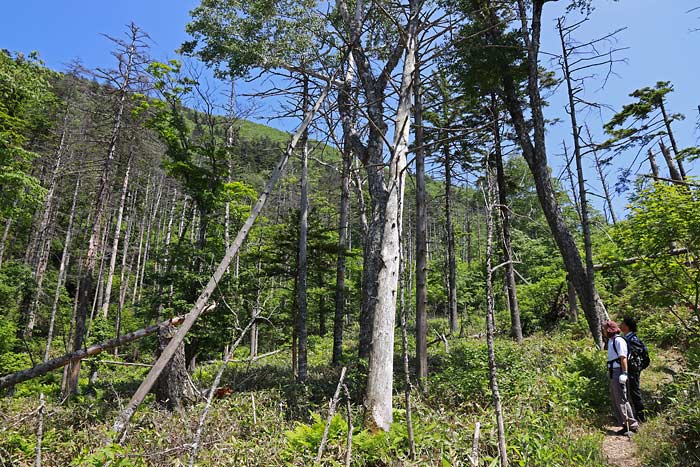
left=34, top=393, right=45, bottom=467
left=343, top=384, right=353, bottom=467
left=470, top=421, right=480, bottom=467
left=316, top=366, right=347, bottom=463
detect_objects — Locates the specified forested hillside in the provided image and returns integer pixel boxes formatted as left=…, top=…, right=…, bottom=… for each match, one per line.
left=0, top=1, right=698, bottom=466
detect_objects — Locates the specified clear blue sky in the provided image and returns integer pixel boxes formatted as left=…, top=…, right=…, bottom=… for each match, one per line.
left=2, top=0, right=698, bottom=216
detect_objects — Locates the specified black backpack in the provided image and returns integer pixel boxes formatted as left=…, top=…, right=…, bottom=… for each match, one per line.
left=623, top=333, right=651, bottom=373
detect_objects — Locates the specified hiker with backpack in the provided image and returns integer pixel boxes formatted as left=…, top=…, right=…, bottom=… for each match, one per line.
left=604, top=320, right=639, bottom=435
left=621, top=317, right=650, bottom=422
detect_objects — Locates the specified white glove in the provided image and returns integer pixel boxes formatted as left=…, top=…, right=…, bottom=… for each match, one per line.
left=619, top=373, right=628, bottom=384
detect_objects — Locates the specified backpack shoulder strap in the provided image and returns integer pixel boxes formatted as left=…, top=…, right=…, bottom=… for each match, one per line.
left=612, top=336, right=622, bottom=357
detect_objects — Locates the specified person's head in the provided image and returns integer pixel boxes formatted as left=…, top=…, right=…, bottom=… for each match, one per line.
left=604, top=320, right=621, bottom=338
left=621, top=317, right=637, bottom=334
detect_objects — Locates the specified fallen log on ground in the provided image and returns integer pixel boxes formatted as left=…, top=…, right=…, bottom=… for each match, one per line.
left=0, top=313, right=187, bottom=389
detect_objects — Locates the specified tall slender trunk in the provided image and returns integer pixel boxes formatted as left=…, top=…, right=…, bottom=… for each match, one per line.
left=492, top=98, right=522, bottom=342
left=26, top=125, right=68, bottom=338
left=138, top=177, right=164, bottom=303
left=484, top=161, right=508, bottom=467
left=0, top=216, right=12, bottom=268
left=115, top=187, right=137, bottom=351
left=132, top=174, right=151, bottom=305
left=443, top=138, right=458, bottom=336
left=648, top=149, right=660, bottom=178
left=296, top=75, right=310, bottom=383
left=364, top=12, right=416, bottom=431
left=101, top=153, right=132, bottom=318
left=586, top=127, right=617, bottom=225
left=332, top=58, right=355, bottom=366
left=44, top=175, right=80, bottom=362
left=414, top=54, right=429, bottom=386
left=64, top=32, right=137, bottom=396
left=559, top=19, right=602, bottom=335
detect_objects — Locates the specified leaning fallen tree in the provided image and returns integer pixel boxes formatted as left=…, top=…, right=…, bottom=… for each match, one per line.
left=0, top=312, right=191, bottom=389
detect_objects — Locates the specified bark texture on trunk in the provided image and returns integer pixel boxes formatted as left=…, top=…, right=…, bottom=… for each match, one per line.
left=364, top=18, right=415, bottom=433
left=101, top=153, right=132, bottom=318
left=296, top=81, right=310, bottom=382
left=484, top=163, right=508, bottom=467
left=492, top=98, right=522, bottom=343
left=414, top=59, right=429, bottom=385
left=154, top=323, right=196, bottom=409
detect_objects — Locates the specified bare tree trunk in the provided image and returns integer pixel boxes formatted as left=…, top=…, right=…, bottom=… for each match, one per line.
left=364, top=14, right=416, bottom=431
left=484, top=162, right=508, bottom=467
left=444, top=139, right=458, bottom=336
left=0, top=216, right=12, bottom=269
left=26, top=125, right=68, bottom=338
left=587, top=127, right=617, bottom=225
left=101, top=153, right=132, bottom=318
left=659, top=101, right=686, bottom=179
left=64, top=26, right=140, bottom=396
left=492, top=97, right=522, bottom=343
left=414, top=55, right=429, bottom=387
left=115, top=188, right=137, bottom=349
left=44, top=175, right=80, bottom=362
left=132, top=174, right=151, bottom=305
left=332, top=127, right=351, bottom=364
left=399, top=244, right=416, bottom=460
left=138, top=177, right=164, bottom=303
left=558, top=18, right=606, bottom=339
left=296, top=75, right=310, bottom=383
left=648, top=149, right=660, bottom=178
left=333, top=56, right=356, bottom=364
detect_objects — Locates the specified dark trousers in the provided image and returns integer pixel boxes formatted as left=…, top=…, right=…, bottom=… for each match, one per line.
left=629, top=371, right=645, bottom=422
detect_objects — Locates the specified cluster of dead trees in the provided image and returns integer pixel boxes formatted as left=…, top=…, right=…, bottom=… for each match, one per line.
left=3, top=4, right=697, bottom=466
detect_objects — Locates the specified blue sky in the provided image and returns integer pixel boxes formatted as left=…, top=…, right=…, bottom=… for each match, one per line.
left=2, top=0, right=698, bottom=216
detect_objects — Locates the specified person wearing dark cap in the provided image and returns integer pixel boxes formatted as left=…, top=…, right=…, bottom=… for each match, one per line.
left=621, top=317, right=648, bottom=422
left=604, top=320, right=639, bottom=435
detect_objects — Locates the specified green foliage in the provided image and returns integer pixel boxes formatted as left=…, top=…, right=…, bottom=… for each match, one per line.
left=0, top=51, right=55, bottom=218
left=613, top=181, right=700, bottom=336
left=75, top=443, right=146, bottom=467
left=184, top=0, right=327, bottom=77
left=637, top=371, right=700, bottom=466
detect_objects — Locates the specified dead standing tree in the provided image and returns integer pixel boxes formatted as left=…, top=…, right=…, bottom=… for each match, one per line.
left=64, top=24, right=151, bottom=396
left=556, top=16, right=627, bottom=331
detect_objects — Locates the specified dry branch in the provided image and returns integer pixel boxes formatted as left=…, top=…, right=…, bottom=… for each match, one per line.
left=316, top=366, right=347, bottom=463
left=0, top=312, right=204, bottom=389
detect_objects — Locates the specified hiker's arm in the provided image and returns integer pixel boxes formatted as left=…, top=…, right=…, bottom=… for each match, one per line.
left=620, top=355, right=628, bottom=373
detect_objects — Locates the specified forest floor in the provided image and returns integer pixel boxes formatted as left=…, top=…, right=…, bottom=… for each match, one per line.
left=0, top=326, right=689, bottom=466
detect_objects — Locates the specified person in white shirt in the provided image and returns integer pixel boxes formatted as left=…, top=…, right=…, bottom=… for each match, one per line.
left=604, top=320, right=639, bottom=435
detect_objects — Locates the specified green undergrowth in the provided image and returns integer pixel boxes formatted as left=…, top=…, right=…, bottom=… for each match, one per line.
left=0, top=327, right=684, bottom=466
